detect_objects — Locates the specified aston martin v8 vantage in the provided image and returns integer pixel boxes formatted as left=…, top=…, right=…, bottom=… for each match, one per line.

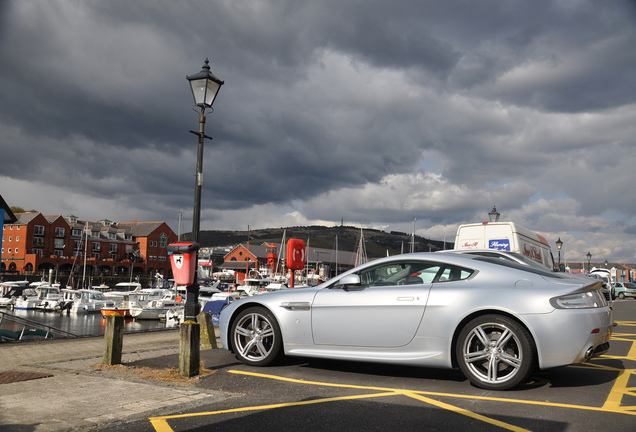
left=219, top=252, right=612, bottom=390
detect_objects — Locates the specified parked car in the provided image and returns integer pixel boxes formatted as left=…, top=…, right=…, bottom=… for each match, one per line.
left=586, top=273, right=614, bottom=302
left=613, top=282, right=636, bottom=299
left=220, top=252, right=612, bottom=390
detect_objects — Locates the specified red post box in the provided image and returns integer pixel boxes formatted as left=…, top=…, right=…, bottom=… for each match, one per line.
left=168, top=242, right=200, bottom=286
left=286, top=238, right=306, bottom=270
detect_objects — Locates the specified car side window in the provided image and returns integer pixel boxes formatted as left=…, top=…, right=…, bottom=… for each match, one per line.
left=358, top=261, right=443, bottom=287
left=436, top=265, right=474, bottom=283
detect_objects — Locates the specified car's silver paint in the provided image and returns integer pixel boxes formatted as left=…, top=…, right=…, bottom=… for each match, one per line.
left=220, top=252, right=611, bottom=374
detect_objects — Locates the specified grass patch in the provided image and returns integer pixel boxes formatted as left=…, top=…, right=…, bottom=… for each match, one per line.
left=89, top=362, right=216, bottom=385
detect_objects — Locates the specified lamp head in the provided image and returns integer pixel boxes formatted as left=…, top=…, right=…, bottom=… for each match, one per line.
left=187, top=58, right=224, bottom=108
left=488, top=206, right=500, bottom=222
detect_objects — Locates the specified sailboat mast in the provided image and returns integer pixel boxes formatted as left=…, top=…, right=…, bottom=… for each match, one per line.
left=82, top=224, right=88, bottom=289
left=335, top=234, right=338, bottom=276
left=178, top=212, right=183, bottom=241
left=246, top=225, right=250, bottom=279
left=411, top=218, right=416, bottom=253
left=275, top=229, right=286, bottom=278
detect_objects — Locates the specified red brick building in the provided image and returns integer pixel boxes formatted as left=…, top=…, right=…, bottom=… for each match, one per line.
left=219, top=242, right=358, bottom=282
left=1, top=213, right=177, bottom=282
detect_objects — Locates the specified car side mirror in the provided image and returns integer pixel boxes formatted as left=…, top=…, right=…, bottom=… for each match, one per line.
left=339, top=274, right=363, bottom=291
left=559, top=264, right=566, bottom=272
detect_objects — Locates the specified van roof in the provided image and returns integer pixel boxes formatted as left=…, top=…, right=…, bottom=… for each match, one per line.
left=457, top=221, right=550, bottom=247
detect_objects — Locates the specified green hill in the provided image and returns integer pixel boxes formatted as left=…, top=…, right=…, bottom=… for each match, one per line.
left=185, top=225, right=450, bottom=259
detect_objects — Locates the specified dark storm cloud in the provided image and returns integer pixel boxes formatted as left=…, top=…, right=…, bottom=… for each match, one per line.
left=1, top=0, right=636, bottom=260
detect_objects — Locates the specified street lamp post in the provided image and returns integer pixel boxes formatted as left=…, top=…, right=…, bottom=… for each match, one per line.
left=488, top=206, right=500, bottom=222
left=185, top=58, right=224, bottom=321
left=586, top=251, right=592, bottom=274
left=555, top=237, right=563, bottom=270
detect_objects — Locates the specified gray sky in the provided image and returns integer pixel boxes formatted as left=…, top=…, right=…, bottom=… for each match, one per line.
left=1, top=0, right=635, bottom=264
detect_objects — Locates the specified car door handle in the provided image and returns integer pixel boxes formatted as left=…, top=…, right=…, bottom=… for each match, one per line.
left=397, top=297, right=414, bottom=301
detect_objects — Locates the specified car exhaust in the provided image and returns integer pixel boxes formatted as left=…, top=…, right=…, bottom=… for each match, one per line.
left=584, top=347, right=594, bottom=361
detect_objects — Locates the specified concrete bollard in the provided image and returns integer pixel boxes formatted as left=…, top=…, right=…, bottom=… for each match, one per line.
left=103, top=314, right=124, bottom=365
left=179, top=321, right=200, bottom=377
left=196, top=311, right=218, bottom=350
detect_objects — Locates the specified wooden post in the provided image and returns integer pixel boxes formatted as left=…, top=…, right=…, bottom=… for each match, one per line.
left=197, top=311, right=218, bottom=350
left=103, top=314, right=124, bottom=365
left=179, top=321, right=200, bottom=377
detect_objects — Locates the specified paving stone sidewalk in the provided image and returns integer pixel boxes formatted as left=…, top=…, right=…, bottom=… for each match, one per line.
left=0, top=330, right=232, bottom=431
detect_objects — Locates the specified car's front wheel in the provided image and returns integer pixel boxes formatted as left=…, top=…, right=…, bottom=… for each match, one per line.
left=618, top=292, right=625, bottom=299
left=456, top=314, right=535, bottom=390
left=230, top=306, right=282, bottom=366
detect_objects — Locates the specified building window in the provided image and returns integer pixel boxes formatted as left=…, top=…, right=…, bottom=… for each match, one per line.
left=93, top=253, right=100, bottom=260
left=34, top=225, right=45, bottom=236
left=53, top=250, right=63, bottom=257
left=159, top=233, right=168, bottom=248
left=55, top=227, right=65, bottom=238
left=34, top=249, right=42, bottom=257
left=7, top=248, right=11, bottom=253
left=158, top=256, right=166, bottom=261
left=109, top=244, right=117, bottom=253
left=15, top=248, right=19, bottom=254
left=72, top=229, right=82, bottom=238
left=74, top=240, right=83, bottom=250
left=54, top=239, right=65, bottom=249
left=93, top=242, right=101, bottom=251
left=16, top=236, right=19, bottom=242
left=109, top=253, right=117, bottom=260
left=33, top=237, right=44, bottom=248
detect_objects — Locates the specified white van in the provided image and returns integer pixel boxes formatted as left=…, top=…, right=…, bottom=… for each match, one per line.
left=454, top=221, right=555, bottom=270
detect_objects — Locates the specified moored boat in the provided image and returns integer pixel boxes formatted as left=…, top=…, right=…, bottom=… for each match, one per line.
left=35, top=285, right=65, bottom=311
left=100, top=307, right=133, bottom=317
left=129, top=289, right=181, bottom=320
left=100, top=292, right=144, bottom=317
left=61, top=289, right=116, bottom=314
left=13, top=288, right=40, bottom=310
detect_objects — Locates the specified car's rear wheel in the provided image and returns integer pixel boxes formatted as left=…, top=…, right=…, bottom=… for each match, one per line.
left=230, top=306, right=282, bottom=366
left=456, top=314, right=535, bottom=390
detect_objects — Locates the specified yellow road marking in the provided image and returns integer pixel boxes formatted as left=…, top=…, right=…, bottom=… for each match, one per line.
left=150, top=392, right=397, bottom=431
left=399, top=390, right=532, bottom=432
left=149, top=321, right=636, bottom=431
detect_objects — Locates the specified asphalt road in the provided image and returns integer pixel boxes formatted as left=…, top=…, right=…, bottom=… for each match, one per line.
left=99, top=299, right=636, bottom=432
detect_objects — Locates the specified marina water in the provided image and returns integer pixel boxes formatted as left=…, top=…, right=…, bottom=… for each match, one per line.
left=2, top=308, right=174, bottom=338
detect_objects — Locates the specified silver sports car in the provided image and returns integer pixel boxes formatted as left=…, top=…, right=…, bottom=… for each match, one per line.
left=219, top=252, right=612, bottom=390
